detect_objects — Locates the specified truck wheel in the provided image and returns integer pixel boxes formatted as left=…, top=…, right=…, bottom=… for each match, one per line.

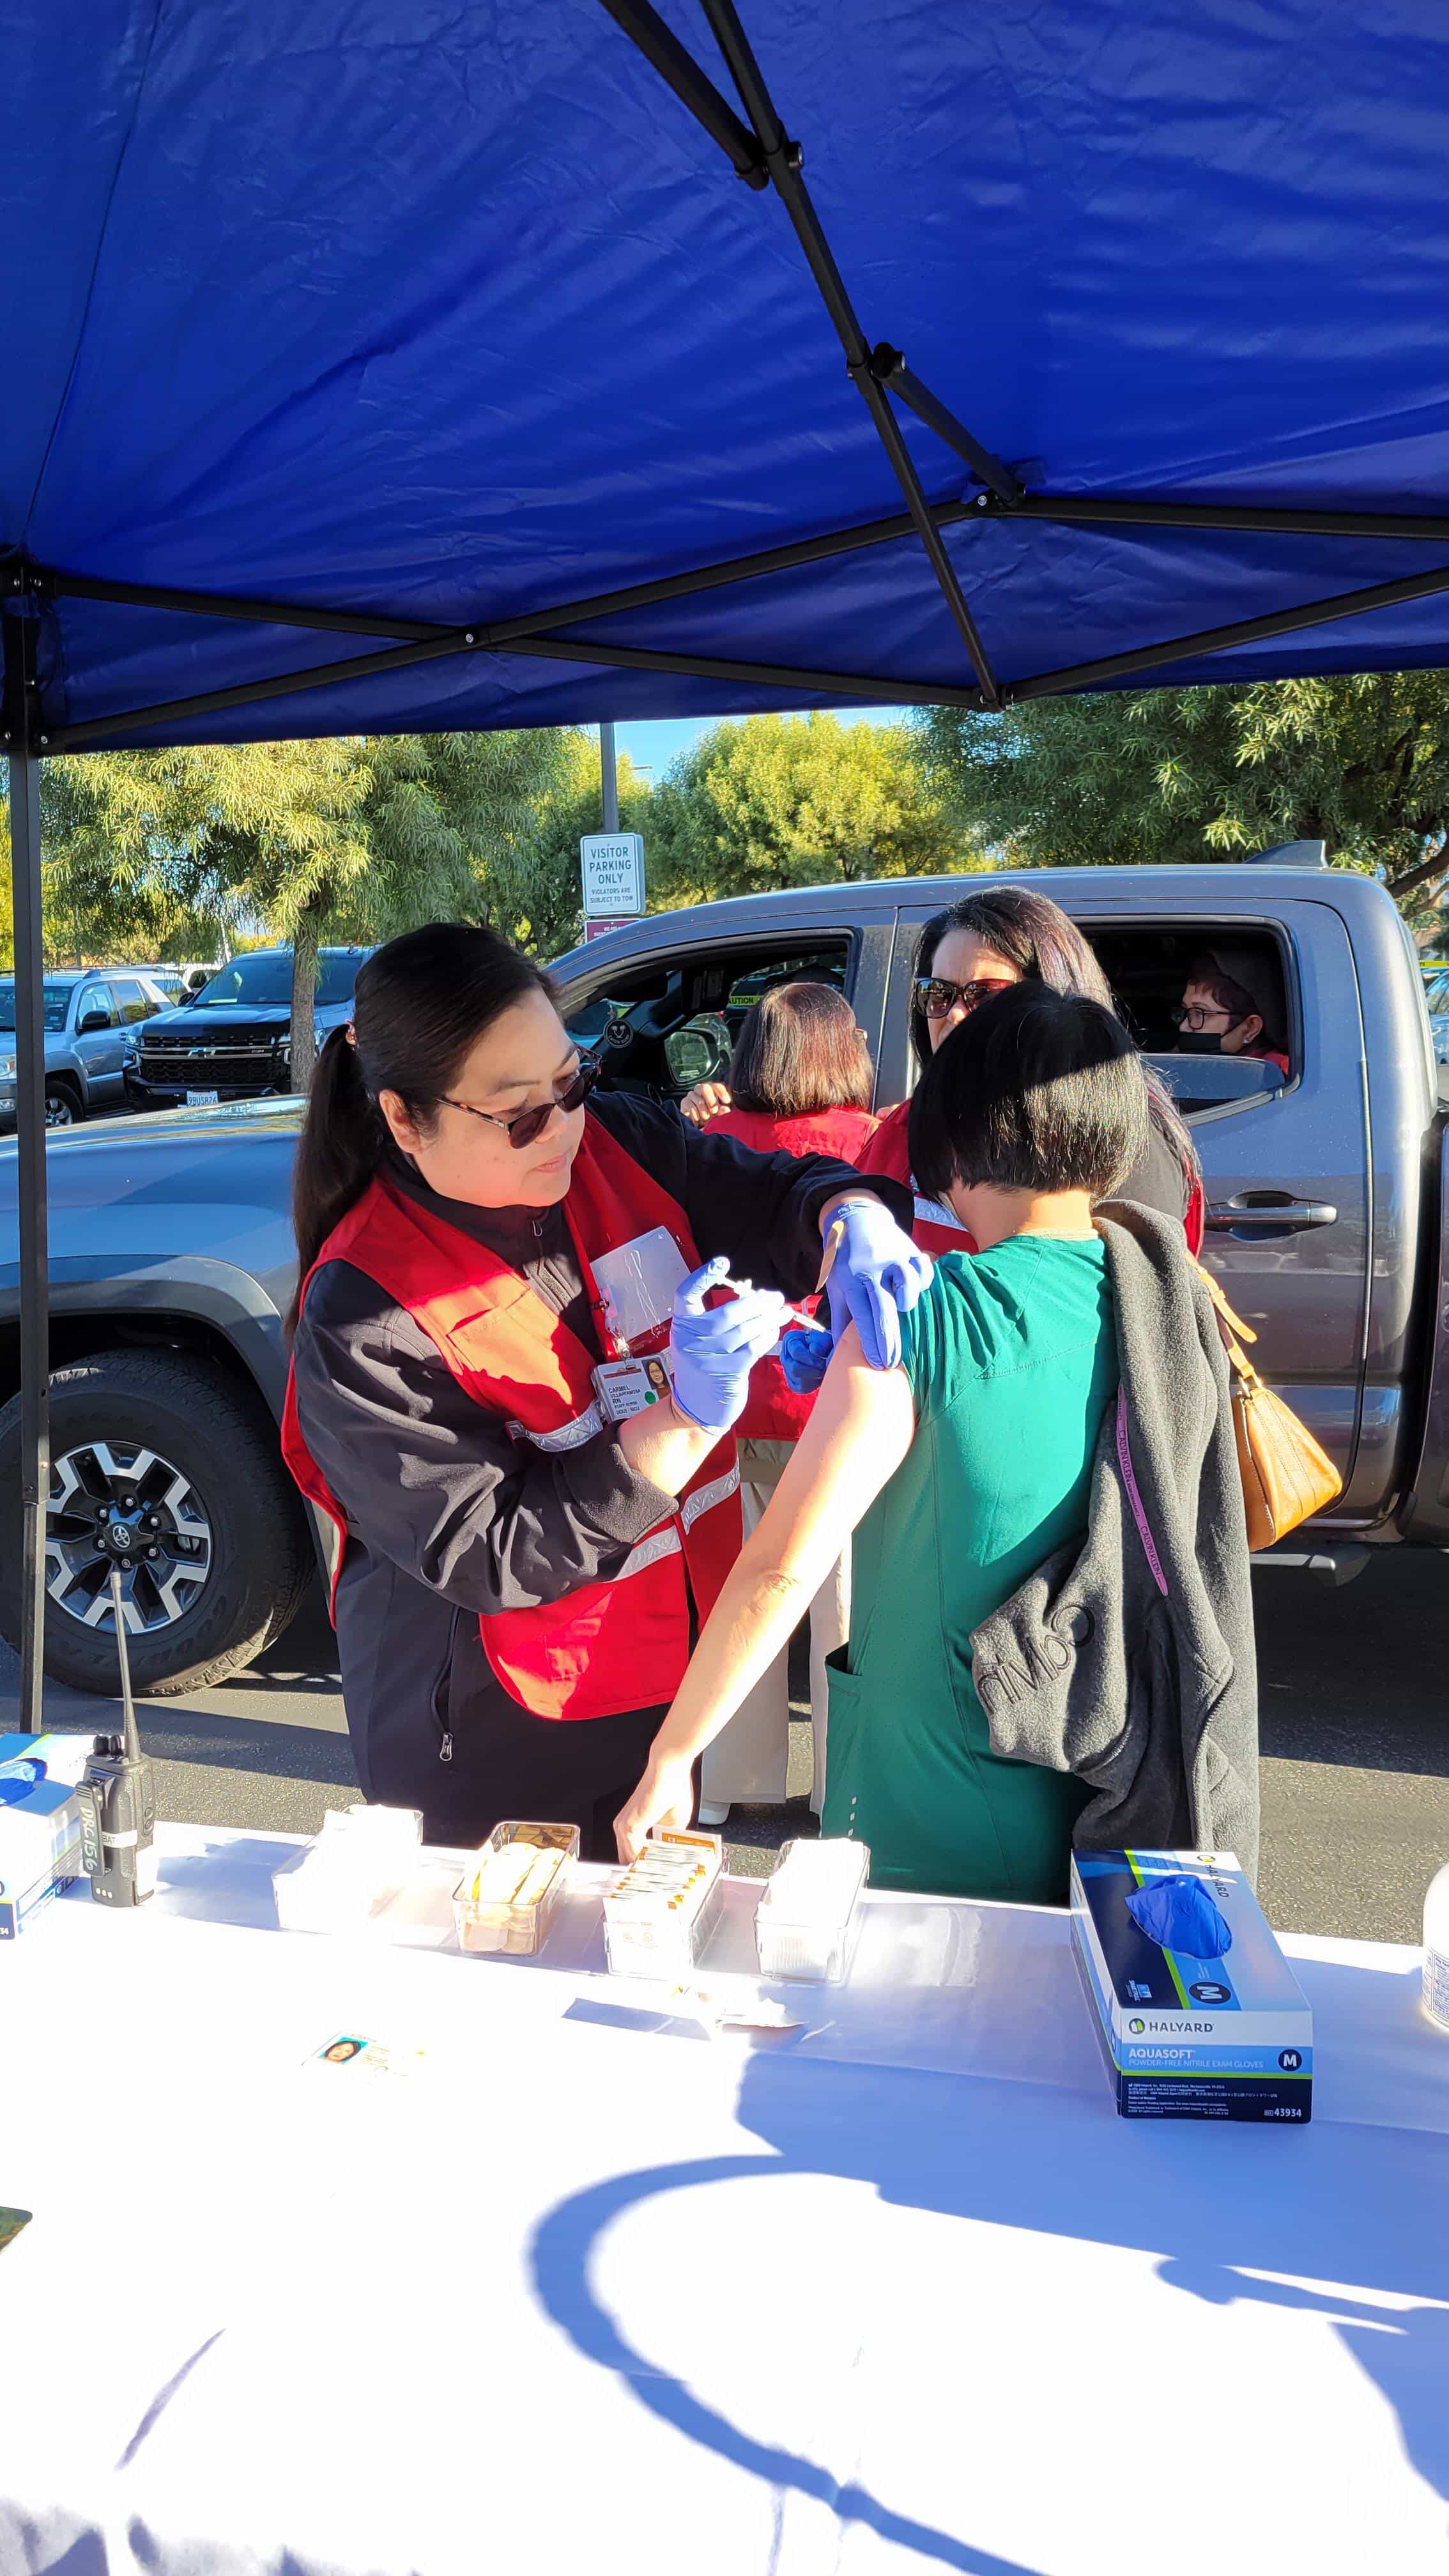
left=45, top=1079, right=83, bottom=1128
left=0, top=1351, right=314, bottom=1696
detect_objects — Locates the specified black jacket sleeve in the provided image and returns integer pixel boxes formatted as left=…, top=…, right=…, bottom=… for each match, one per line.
left=592, top=1091, right=913, bottom=1296
left=291, top=1261, right=677, bottom=1616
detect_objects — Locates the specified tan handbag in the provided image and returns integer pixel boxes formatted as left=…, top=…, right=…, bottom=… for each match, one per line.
left=1196, top=1267, right=1342, bottom=1549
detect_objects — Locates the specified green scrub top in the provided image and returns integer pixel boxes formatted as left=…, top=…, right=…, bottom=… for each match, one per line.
left=822, top=1234, right=1119, bottom=1903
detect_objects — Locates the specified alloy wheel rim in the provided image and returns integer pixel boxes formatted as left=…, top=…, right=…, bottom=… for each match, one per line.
left=46, top=1439, right=213, bottom=1634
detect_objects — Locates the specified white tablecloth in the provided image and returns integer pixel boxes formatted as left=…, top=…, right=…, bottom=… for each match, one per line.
left=5, top=1825, right=1449, bottom=2576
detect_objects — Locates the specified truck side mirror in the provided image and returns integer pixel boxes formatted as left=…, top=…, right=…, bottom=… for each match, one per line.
left=78, top=1008, right=111, bottom=1034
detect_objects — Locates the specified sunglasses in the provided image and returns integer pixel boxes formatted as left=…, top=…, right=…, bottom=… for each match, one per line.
left=914, top=973, right=1017, bottom=1020
left=440, top=1055, right=599, bottom=1148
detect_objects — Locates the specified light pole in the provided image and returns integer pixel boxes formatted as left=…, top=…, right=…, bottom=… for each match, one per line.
left=600, top=720, right=619, bottom=833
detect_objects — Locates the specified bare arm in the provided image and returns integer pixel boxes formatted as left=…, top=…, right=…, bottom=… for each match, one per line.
left=615, top=1324, right=916, bottom=1856
left=616, top=1395, right=718, bottom=1494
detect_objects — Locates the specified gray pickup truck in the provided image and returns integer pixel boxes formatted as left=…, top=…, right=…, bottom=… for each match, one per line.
left=2, top=852, right=1445, bottom=1698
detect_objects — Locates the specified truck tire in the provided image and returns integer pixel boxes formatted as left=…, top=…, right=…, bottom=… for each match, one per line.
left=0, top=1350, right=314, bottom=1696
left=45, top=1077, right=84, bottom=1127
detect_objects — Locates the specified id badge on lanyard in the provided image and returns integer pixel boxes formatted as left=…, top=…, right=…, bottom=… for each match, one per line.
left=585, top=1226, right=689, bottom=1421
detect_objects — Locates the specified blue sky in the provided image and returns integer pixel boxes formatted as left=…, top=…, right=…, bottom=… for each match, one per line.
left=613, top=704, right=899, bottom=783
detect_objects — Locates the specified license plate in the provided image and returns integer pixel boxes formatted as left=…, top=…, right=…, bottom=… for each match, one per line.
left=186, top=1089, right=219, bottom=1107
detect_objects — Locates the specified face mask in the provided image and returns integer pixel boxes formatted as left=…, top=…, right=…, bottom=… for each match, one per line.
left=1125, top=1874, right=1234, bottom=1959
left=1176, top=1030, right=1227, bottom=1055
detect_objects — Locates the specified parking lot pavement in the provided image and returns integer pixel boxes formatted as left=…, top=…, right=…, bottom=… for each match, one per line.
left=1, top=1549, right=1445, bottom=1940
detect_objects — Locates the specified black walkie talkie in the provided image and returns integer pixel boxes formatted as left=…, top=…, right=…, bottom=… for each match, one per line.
left=77, top=1563, right=157, bottom=1906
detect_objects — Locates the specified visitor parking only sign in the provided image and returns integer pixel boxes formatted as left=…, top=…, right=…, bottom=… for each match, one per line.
left=580, top=832, right=645, bottom=919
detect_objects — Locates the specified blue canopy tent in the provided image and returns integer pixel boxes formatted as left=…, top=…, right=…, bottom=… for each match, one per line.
left=5, top=0, right=1449, bottom=1715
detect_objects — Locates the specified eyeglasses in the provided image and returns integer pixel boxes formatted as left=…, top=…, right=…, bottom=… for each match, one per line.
left=914, top=973, right=1017, bottom=1020
left=1171, top=1004, right=1234, bottom=1032
left=440, top=1055, right=599, bottom=1148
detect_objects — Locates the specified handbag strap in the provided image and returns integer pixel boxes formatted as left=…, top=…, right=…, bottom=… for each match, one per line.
left=1193, top=1261, right=1264, bottom=1390
left=1116, top=1396, right=1169, bottom=1599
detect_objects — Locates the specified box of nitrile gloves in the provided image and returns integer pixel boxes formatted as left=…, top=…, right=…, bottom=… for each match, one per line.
left=0, top=1776, right=82, bottom=1936
left=1070, top=1850, right=1312, bottom=2123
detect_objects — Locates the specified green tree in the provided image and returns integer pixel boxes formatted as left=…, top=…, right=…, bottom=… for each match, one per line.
left=349, top=728, right=578, bottom=954
left=647, top=712, right=969, bottom=907
left=26, top=728, right=580, bottom=1073
left=38, top=741, right=372, bottom=1079
left=917, top=673, right=1449, bottom=924
left=0, top=799, right=16, bottom=970
left=519, top=728, right=653, bottom=955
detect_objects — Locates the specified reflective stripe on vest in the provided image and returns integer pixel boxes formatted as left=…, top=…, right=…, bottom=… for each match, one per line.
left=505, top=1400, right=605, bottom=1452
left=912, top=1188, right=970, bottom=1237
left=680, top=1461, right=741, bottom=1531
left=282, top=1116, right=744, bottom=1722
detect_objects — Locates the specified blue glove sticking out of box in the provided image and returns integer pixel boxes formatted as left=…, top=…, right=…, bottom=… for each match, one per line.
left=1125, top=1873, right=1234, bottom=1959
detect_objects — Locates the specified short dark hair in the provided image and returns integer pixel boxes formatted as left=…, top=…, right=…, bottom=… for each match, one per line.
left=728, top=979, right=872, bottom=1117
left=909, top=983, right=1149, bottom=1204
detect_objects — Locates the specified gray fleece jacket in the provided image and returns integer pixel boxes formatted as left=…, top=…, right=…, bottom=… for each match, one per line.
left=968, top=1202, right=1260, bottom=1882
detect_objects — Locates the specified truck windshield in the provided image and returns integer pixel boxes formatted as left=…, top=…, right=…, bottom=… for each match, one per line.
left=0, top=982, right=75, bottom=1033
left=190, top=954, right=361, bottom=1008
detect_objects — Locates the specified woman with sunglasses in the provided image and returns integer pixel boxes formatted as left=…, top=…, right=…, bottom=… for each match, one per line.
left=856, top=885, right=1204, bottom=1255
left=282, top=923, right=924, bottom=1853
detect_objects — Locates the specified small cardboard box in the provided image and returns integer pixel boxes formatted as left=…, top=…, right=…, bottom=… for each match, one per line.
left=1071, top=1850, right=1312, bottom=2123
left=0, top=1777, right=83, bottom=1937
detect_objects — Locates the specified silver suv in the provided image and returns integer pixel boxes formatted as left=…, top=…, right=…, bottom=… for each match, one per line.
left=0, top=969, right=172, bottom=1128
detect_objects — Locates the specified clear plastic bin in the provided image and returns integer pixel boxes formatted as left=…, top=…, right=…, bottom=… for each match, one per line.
left=452, top=1820, right=579, bottom=1958
left=602, top=1828, right=725, bottom=1980
left=272, top=1804, right=423, bottom=1933
left=755, top=1836, right=870, bottom=1982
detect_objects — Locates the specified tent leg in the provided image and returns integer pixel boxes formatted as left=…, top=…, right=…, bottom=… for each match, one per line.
left=2, top=611, right=49, bottom=1734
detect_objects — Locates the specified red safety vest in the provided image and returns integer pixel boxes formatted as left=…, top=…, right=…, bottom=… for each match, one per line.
left=855, top=1100, right=978, bottom=1260
left=707, top=1104, right=879, bottom=1441
left=282, top=1117, right=743, bottom=1723
left=859, top=1098, right=1206, bottom=1259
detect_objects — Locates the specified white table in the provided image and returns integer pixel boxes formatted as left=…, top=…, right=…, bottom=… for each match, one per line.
left=5, top=1825, right=1449, bottom=2576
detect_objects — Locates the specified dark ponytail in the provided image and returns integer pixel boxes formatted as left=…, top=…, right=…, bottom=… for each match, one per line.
left=287, top=922, right=549, bottom=1336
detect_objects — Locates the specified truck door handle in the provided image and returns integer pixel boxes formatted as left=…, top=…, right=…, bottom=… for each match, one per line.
left=1206, top=1195, right=1338, bottom=1233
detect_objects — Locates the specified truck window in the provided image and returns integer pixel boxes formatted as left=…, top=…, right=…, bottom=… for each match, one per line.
left=79, top=982, right=118, bottom=1029
left=1087, top=924, right=1293, bottom=1116
left=564, top=938, right=853, bottom=1101
left=112, top=978, right=152, bottom=1024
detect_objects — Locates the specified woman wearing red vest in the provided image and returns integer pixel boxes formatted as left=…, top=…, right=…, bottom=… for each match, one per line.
left=684, top=981, right=877, bottom=1821
left=282, top=924, right=924, bottom=1855
left=856, top=886, right=1205, bottom=1258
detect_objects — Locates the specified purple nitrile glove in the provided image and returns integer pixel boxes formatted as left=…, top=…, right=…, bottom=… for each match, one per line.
left=824, top=1199, right=933, bottom=1370
left=668, top=1256, right=787, bottom=1434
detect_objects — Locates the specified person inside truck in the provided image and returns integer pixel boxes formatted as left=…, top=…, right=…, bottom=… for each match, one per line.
left=855, top=886, right=1206, bottom=1257
left=280, top=923, right=928, bottom=1857
left=1174, top=949, right=1291, bottom=1078
left=691, top=979, right=880, bottom=1825
left=683, top=886, right=1205, bottom=1256
left=618, top=981, right=1252, bottom=1898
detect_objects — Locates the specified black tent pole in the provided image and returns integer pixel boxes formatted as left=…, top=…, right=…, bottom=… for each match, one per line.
left=1, top=607, right=49, bottom=1735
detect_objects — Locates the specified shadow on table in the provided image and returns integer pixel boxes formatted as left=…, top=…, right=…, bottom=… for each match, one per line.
left=532, top=1947, right=1449, bottom=2570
